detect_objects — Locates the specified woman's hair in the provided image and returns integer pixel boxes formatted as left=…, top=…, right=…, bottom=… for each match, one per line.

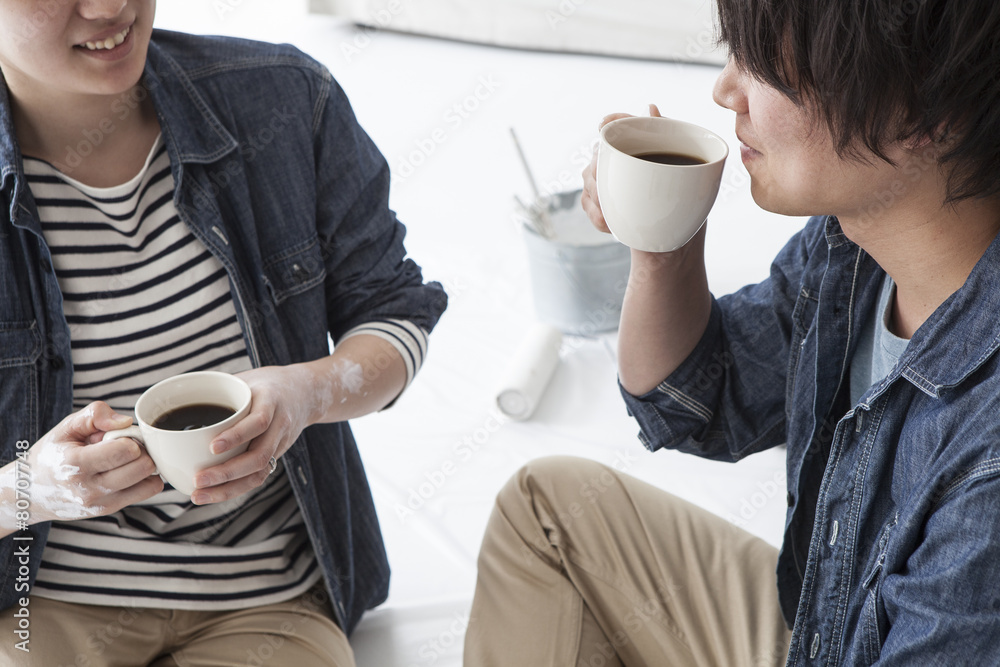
left=716, top=0, right=1000, bottom=202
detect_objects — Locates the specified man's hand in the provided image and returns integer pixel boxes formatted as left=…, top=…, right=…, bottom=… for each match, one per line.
left=581, top=104, right=663, bottom=234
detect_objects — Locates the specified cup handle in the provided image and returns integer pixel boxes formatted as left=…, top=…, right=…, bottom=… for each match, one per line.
left=101, top=425, right=144, bottom=444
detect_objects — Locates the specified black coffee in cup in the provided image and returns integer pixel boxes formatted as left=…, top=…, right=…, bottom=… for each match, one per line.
left=152, top=404, right=236, bottom=431
left=633, top=151, right=707, bottom=166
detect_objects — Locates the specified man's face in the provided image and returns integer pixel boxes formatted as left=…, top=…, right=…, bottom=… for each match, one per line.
left=712, top=59, right=918, bottom=223
left=0, top=1, right=156, bottom=105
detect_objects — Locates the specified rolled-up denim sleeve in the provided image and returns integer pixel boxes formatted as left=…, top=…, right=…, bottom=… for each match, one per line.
left=620, top=218, right=826, bottom=462
left=310, top=73, right=447, bottom=342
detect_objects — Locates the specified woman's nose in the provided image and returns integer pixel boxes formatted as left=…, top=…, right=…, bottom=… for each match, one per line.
left=76, top=0, right=129, bottom=21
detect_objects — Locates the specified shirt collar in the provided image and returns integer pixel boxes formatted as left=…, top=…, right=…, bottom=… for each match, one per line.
left=823, top=214, right=855, bottom=249
left=829, top=213, right=1000, bottom=399
left=144, top=34, right=239, bottom=165
left=898, top=226, right=1000, bottom=396
left=0, top=77, right=26, bottom=223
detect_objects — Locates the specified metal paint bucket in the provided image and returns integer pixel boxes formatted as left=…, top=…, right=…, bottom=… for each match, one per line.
left=518, top=189, right=631, bottom=335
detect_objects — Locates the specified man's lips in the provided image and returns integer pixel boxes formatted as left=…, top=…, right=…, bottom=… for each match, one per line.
left=737, top=133, right=762, bottom=160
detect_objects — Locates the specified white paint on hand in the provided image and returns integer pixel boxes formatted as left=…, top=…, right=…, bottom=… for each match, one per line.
left=37, top=443, right=81, bottom=481
left=0, top=468, right=18, bottom=530
left=0, top=456, right=104, bottom=529
left=30, top=483, right=103, bottom=521
left=27, top=444, right=105, bottom=523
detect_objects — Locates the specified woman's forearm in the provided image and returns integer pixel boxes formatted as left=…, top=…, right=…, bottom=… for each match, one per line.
left=301, top=334, right=410, bottom=425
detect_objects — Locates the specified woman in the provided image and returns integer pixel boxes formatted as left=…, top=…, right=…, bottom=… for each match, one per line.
left=0, top=1, right=446, bottom=664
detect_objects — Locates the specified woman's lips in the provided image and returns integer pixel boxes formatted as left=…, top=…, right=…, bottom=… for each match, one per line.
left=75, top=23, right=135, bottom=60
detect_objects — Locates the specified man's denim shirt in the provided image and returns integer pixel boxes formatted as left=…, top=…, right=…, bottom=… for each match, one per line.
left=0, top=31, right=447, bottom=634
left=624, top=215, right=1000, bottom=664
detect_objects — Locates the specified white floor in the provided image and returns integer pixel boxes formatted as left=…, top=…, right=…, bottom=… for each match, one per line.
left=153, top=8, right=807, bottom=665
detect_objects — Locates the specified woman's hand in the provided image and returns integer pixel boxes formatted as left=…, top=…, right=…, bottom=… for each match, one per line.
left=190, top=335, right=408, bottom=505
left=1, top=402, right=163, bottom=536
left=189, top=364, right=315, bottom=505
left=581, top=104, right=663, bottom=233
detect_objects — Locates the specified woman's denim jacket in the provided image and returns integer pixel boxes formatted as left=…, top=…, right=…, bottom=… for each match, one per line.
left=0, top=31, right=447, bottom=634
left=624, top=215, right=1000, bottom=664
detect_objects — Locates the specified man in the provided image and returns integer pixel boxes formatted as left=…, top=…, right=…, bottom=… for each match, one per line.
left=464, top=1, right=1000, bottom=664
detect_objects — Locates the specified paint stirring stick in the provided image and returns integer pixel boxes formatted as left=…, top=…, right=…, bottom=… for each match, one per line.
left=510, top=127, right=554, bottom=238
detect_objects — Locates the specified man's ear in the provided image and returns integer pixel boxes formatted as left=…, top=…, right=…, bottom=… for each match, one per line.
left=903, top=122, right=947, bottom=151
left=903, top=133, right=934, bottom=151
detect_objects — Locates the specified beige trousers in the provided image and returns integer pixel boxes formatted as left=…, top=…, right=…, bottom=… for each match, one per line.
left=0, top=583, right=354, bottom=666
left=464, top=456, right=792, bottom=667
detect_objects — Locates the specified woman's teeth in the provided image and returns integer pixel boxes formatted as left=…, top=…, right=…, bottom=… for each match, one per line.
left=82, top=26, right=130, bottom=51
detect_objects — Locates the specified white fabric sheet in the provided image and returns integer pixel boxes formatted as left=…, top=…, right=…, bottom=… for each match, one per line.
left=309, top=0, right=726, bottom=64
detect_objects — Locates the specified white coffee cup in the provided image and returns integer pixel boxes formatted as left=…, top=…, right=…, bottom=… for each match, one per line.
left=102, top=371, right=253, bottom=496
left=597, top=116, right=729, bottom=252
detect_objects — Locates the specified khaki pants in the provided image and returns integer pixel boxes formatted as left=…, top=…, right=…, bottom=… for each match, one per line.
left=0, top=583, right=354, bottom=666
left=464, top=456, right=792, bottom=666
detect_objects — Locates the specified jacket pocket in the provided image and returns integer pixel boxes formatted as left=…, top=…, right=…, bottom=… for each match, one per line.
left=0, top=322, right=42, bottom=452
left=861, top=554, right=885, bottom=663
left=785, top=286, right=819, bottom=409
left=261, top=236, right=327, bottom=306
left=861, top=512, right=897, bottom=663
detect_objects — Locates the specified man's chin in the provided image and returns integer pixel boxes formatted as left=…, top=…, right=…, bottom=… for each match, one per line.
left=749, top=183, right=819, bottom=218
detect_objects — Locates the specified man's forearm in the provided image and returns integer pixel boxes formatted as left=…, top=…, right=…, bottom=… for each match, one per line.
left=617, top=227, right=712, bottom=396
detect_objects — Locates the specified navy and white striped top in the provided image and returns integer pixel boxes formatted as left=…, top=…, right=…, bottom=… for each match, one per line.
left=25, top=136, right=428, bottom=609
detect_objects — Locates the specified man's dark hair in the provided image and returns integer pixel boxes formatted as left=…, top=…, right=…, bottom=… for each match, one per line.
left=716, top=0, right=1000, bottom=203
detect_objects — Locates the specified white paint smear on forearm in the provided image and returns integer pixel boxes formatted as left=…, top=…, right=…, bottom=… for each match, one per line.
left=338, top=359, right=365, bottom=394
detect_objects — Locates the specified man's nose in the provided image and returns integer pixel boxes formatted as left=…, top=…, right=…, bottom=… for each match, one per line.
left=712, top=59, right=749, bottom=115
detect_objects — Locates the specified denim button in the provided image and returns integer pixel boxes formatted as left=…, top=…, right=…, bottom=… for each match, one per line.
left=291, top=262, right=310, bottom=283
left=810, top=633, right=821, bottom=658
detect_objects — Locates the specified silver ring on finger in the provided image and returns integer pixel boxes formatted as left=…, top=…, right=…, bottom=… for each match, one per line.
left=267, top=456, right=278, bottom=475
